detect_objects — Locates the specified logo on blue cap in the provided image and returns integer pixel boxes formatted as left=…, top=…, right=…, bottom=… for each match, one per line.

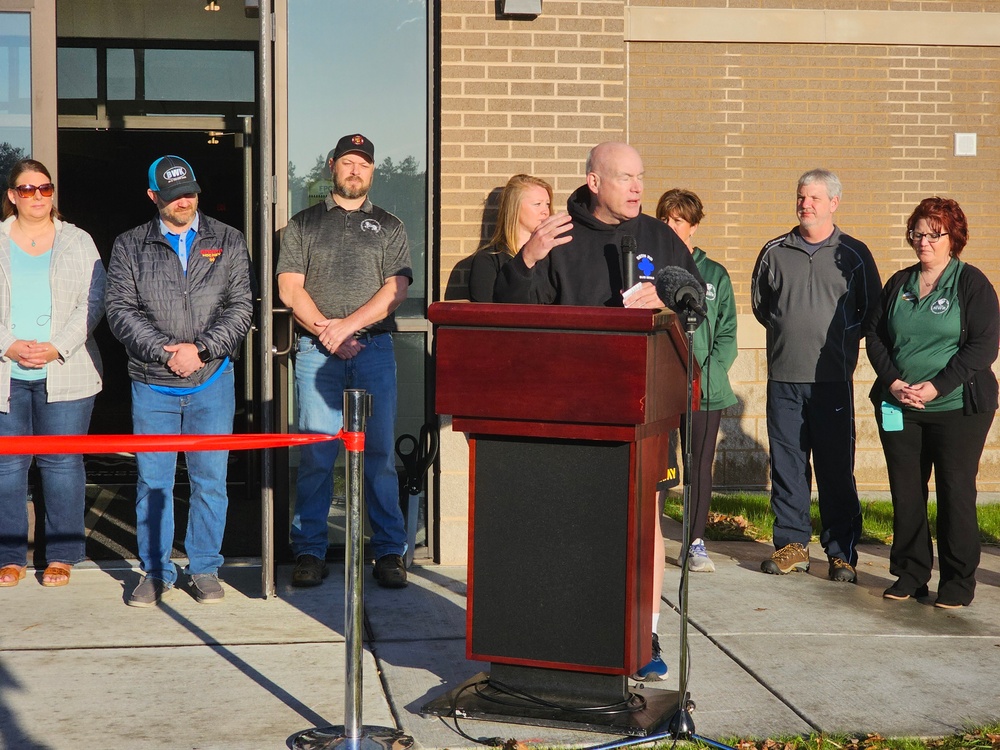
left=148, top=155, right=201, bottom=202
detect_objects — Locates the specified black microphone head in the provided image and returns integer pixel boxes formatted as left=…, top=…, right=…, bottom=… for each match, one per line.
left=654, top=265, right=705, bottom=314
left=621, top=235, right=639, bottom=289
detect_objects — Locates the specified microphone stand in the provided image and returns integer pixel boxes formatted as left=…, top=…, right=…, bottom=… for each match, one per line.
left=581, top=307, right=735, bottom=750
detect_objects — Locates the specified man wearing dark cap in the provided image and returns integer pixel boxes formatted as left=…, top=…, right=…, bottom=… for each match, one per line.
left=277, top=133, right=413, bottom=588
left=105, top=155, right=253, bottom=607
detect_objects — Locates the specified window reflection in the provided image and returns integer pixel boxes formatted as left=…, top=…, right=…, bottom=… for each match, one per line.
left=107, top=48, right=136, bottom=101
left=286, top=0, right=428, bottom=317
left=144, top=49, right=254, bottom=102
left=58, top=48, right=98, bottom=99
left=0, top=12, right=31, bottom=186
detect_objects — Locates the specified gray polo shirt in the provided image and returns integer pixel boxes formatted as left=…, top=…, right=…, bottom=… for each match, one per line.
left=277, top=194, right=413, bottom=335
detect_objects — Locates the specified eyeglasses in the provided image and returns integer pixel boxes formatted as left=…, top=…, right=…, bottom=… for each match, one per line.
left=908, top=231, right=948, bottom=244
left=13, top=183, right=55, bottom=198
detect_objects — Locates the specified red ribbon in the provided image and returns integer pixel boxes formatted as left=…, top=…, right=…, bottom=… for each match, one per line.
left=0, top=431, right=365, bottom=455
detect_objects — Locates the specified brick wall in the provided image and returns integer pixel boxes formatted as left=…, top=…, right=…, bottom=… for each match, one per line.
left=434, top=0, right=1000, bottom=561
left=439, top=1, right=627, bottom=299
left=630, top=38, right=1000, bottom=494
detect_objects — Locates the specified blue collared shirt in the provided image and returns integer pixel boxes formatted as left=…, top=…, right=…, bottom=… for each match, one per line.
left=159, top=213, right=200, bottom=274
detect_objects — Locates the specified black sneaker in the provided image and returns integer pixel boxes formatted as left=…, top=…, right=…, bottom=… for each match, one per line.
left=883, top=581, right=930, bottom=601
left=828, top=557, right=857, bottom=583
left=291, top=554, right=329, bottom=588
left=127, top=576, right=171, bottom=608
left=190, top=573, right=225, bottom=603
left=373, top=554, right=407, bottom=588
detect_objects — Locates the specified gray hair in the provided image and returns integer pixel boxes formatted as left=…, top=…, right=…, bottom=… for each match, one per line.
left=798, top=168, right=842, bottom=200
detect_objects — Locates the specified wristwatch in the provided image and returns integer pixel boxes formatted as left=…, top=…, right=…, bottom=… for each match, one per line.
left=197, top=345, right=211, bottom=363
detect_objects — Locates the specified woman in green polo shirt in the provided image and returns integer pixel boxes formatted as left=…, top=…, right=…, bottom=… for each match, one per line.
left=866, top=197, right=999, bottom=608
left=656, top=189, right=738, bottom=574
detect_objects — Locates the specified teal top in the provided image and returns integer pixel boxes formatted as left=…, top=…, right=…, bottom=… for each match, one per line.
left=692, top=247, right=738, bottom=411
left=883, top=257, right=964, bottom=412
left=9, top=242, right=52, bottom=382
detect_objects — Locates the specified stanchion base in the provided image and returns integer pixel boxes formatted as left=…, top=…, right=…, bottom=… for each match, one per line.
left=421, top=672, right=680, bottom=737
left=290, top=725, right=414, bottom=750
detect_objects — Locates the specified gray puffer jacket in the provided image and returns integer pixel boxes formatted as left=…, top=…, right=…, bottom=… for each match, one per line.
left=105, top=212, right=253, bottom=387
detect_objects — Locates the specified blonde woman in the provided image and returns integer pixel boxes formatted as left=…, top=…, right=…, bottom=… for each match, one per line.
left=469, top=174, right=553, bottom=302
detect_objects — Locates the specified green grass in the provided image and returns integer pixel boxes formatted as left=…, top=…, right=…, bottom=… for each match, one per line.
left=698, top=724, right=1000, bottom=749
left=662, top=492, right=1000, bottom=545
left=529, top=724, right=1000, bottom=749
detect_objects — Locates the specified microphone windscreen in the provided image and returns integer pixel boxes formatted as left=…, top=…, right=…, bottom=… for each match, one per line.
left=654, top=265, right=695, bottom=312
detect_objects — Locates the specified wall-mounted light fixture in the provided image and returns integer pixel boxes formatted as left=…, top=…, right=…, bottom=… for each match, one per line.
left=204, top=1, right=221, bottom=11
left=499, top=0, right=541, bottom=16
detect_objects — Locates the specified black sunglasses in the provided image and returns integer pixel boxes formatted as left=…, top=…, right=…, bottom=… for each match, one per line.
left=13, top=183, right=55, bottom=198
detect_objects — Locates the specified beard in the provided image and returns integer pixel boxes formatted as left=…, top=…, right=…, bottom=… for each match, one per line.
left=333, top=172, right=371, bottom=201
left=159, top=196, right=199, bottom=228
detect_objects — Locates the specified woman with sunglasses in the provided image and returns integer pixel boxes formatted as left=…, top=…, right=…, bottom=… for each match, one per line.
left=866, top=197, right=998, bottom=608
left=0, top=159, right=106, bottom=588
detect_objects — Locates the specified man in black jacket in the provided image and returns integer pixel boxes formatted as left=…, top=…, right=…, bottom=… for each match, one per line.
left=494, top=141, right=699, bottom=307
left=106, top=155, right=253, bottom=608
left=495, top=142, right=701, bottom=682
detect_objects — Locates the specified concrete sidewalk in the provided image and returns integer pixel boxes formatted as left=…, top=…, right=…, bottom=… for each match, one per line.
left=2, top=523, right=999, bottom=749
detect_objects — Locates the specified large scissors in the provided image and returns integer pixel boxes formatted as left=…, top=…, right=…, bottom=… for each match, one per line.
left=395, top=424, right=438, bottom=568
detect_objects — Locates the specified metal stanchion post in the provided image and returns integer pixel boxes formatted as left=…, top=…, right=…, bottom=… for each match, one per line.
left=292, top=389, right=414, bottom=750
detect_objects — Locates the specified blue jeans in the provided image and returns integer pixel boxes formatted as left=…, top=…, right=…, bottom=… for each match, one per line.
left=0, top=379, right=95, bottom=566
left=131, top=365, right=235, bottom=585
left=292, top=333, right=405, bottom=560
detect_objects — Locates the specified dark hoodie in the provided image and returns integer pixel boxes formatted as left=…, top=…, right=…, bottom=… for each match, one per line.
left=494, top=185, right=701, bottom=305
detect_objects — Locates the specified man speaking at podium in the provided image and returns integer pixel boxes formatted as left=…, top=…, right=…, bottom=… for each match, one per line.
left=494, top=141, right=702, bottom=681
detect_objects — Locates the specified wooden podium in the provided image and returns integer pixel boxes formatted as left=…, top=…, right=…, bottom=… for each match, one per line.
left=422, top=302, right=694, bottom=735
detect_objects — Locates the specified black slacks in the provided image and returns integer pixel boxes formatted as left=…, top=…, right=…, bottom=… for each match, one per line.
left=877, top=407, right=994, bottom=605
left=680, top=408, right=723, bottom=542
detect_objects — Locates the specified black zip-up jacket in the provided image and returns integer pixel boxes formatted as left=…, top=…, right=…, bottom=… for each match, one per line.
left=493, top=185, right=700, bottom=305
left=865, top=261, right=999, bottom=415
left=105, top=212, right=253, bottom=387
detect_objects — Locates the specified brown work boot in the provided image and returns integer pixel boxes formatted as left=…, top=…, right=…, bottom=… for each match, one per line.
left=760, top=543, right=810, bottom=575
left=828, top=557, right=857, bottom=583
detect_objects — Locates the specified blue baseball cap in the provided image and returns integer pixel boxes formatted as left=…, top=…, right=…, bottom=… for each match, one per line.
left=148, top=155, right=201, bottom=202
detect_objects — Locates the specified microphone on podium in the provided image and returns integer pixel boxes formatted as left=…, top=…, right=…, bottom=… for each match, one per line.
left=621, top=235, right=638, bottom=290
left=654, top=266, right=707, bottom=318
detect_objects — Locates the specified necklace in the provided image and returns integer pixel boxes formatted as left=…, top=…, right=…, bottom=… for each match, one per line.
left=14, top=219, right=51, bottom=248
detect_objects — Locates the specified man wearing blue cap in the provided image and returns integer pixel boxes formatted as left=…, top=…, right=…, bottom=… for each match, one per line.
left=277, top=133, right=413, bottom=589
left=105, top=155, right=253, bottom=607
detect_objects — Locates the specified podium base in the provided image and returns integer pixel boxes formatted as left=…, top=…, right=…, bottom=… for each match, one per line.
left=421, top=671, right=680, bottom=737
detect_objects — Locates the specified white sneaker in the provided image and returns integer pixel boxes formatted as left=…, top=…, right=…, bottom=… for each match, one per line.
left=688, top=538, right=715, bottom=573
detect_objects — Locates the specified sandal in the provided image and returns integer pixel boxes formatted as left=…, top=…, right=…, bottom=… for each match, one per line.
left=0, top=564, right=27, bottom=587
left=41, top=563, right=72, bottom=588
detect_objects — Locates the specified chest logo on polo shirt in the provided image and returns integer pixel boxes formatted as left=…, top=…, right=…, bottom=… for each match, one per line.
left=361, top=219, right=381, bottom=234
left=705, top=282, right=716, bottom=301
left=200, top=248, right=223, bottom=263
left=930, top=298, right=950, bottom=315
